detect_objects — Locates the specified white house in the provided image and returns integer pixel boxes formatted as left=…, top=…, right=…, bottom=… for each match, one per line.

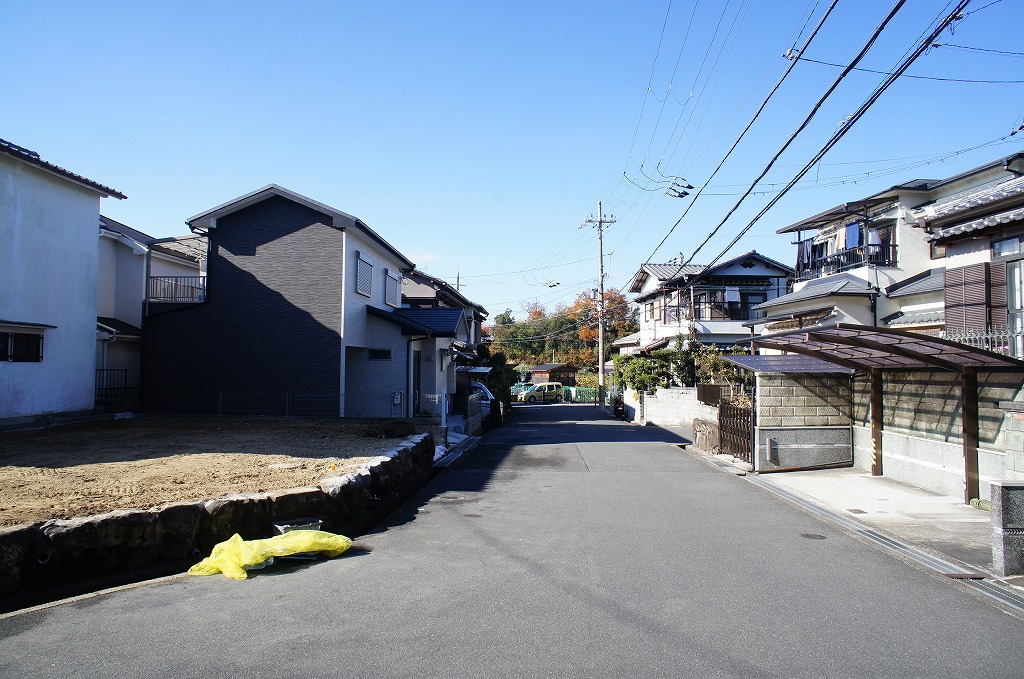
left=96, top=215, right=201, bottom=408
left=1, top=139, right=125, bottom=422
left=626, top=251, right=793, bottom=351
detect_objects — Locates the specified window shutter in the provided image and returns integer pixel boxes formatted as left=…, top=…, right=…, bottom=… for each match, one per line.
left=945, top=264, right=988, bottom=333
left=356, top=255, right=372, bottom=296
left=989, top=261, right=1007, bottom=328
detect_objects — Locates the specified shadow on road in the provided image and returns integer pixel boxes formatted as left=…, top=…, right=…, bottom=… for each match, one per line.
left=365, top=403, right=690, bottom=536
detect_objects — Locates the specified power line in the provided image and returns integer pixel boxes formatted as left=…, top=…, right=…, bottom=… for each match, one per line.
left=799, top=55, right=1024, bottom=82
left=642, top=0, right=842, bottom=269
left=694, top=0, right=972, bottom=282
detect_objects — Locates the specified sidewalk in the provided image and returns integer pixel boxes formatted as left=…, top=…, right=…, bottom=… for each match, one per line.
left=690, top=449, right=1024, bottom=601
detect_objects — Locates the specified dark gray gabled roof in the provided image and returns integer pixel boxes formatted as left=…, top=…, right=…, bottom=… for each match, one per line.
left=187, top=185, right=414, bottom=270
left=1, top=138, right=126, bottom=199
left=755, top=273, right=875, bottom=310
left=99, top=215, right=155, bottom=244
left=885, top=268, right=944, bottom=298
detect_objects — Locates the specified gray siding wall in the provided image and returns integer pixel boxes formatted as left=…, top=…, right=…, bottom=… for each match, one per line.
left=142, top=196, right=343, bottom=413
left=344, top=316, right=409, bottom=418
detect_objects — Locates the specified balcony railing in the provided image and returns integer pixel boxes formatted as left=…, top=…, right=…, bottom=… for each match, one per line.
left=664, top=303, right=765, bottom=324
left=148, top=276, right=206, bottom=303
left=943, top=325, right=1024, bottom=359
left=795, top=244, right=897, bottom=282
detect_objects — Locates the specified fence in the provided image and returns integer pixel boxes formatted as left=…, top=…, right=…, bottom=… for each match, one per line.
left=571, top=387, right=599, bottom=403
left=95, top=369, right=140, bottom=411
left=943, top=325, right=1024, bottom=359
left=719, top=402, right=754, bottom=464
left=217, top=392, right=340, bottom=417
left=148, top=276, right=207, bottom=303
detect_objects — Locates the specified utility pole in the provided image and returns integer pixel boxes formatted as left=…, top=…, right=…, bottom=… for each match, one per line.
left=583, top=202, right=615, bottom=411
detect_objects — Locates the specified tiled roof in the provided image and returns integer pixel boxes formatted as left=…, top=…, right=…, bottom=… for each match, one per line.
left=914, top=174, right=1024, bottom=221
left=643, top=263, right=706, bottom=281
left=1, top=138, right=126, bottom=199
left=880, top=309, right=944, bottom=327
left=924, top=204, right=1024, bottom=242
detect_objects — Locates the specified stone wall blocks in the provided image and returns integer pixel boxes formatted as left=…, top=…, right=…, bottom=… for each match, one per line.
left=152, top=501, right=203, bottom=560
left=1, top=431, right=438, bottom=608
left=267, top=487, right=327, bottom=520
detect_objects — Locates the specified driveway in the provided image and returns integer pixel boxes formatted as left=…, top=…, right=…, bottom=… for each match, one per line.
left=1, top=403, right=1021, bottom=677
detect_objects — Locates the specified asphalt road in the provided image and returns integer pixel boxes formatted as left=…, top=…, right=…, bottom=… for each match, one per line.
left=1, top=403, right=1022, bottom=678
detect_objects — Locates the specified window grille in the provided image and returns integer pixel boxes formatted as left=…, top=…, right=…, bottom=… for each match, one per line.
left=1, top=332, right=44, bottom=362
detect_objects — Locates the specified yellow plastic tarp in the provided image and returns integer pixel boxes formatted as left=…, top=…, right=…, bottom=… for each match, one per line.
left=188, top=530, right=353, bottom=580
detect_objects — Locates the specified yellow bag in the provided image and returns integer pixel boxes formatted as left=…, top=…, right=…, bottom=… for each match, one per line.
left=188, top=530, right=353, bottom=580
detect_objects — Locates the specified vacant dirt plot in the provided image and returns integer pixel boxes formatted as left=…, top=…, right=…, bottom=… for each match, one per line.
left=0, top=416, right=411, bottom=528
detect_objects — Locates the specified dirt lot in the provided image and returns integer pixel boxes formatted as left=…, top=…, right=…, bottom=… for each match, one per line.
left=0, top=416, right=412, bottom=528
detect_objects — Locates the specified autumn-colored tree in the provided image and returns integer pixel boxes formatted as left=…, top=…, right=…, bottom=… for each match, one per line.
left=484, top=290, right=638, bottom=368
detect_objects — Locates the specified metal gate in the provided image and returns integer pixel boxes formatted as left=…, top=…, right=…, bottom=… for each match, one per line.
left=719, top=402, right=754, bottom=464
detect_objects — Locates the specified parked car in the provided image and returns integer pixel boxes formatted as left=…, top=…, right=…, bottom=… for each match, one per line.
left=471, top=381, right=505, bottom=420
left=510, top=382, right=531, bottom=397
left=516, top=381, right=564, bottom=403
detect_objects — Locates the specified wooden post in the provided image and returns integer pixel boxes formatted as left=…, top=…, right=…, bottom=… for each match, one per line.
left=871, top=368, right=883, bottom=476
left=962, top=367, right=980, bottom=504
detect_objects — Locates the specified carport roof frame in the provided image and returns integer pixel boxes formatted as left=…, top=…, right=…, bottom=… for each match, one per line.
left=723, top=354, right=852, bottom=374
left=745, top=323, right=1024, bottom=372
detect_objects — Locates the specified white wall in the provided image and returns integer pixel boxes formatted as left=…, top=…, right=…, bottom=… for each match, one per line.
left=340, top=228, right=413, bottom=417
left=1, top=156, right=105, bottom=418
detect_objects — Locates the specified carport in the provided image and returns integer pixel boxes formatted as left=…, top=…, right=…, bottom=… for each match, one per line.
left=748, top=323, right=1024, bottom=503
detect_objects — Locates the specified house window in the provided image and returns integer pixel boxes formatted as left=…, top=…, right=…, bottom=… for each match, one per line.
left=368, top=349, right=392, bottom=361
left=1, top=332, right=44, bottom=362
left=1008, top=260, right=1024, bottom=357
left=993, top=235, right=1023, bottom=258
left=356, top=254, right=373, bottom=297
left=385, top=270, right=400, bottom=307
left=644, top=302, right=654, bottom=322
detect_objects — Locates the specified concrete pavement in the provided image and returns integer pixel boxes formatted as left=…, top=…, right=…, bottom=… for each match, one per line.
left=664, top=414, right=1024, bottom=607
left=1, top=403, right=1022, bottom=677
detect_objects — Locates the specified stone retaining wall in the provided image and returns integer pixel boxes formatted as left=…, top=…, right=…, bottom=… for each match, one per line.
left=0, top=433, right=436, bottom=611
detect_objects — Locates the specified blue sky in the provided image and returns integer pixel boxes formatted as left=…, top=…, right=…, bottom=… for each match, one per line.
left=3, top=0, right=1022, bottom=320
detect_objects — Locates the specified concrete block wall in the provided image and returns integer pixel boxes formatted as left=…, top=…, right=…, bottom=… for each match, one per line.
left=756, top=374, right=851, bottom=428
left=999, top=406, right=1024, bottom=480
left=849, top=370, right=1023, bottom=498
left=629, top=387, right=718, bottom=427
left=0, top=433, right=436, bottom=611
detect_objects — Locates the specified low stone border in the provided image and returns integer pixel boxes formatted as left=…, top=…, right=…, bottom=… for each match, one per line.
left=0, top=433, right=436, bottom=612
